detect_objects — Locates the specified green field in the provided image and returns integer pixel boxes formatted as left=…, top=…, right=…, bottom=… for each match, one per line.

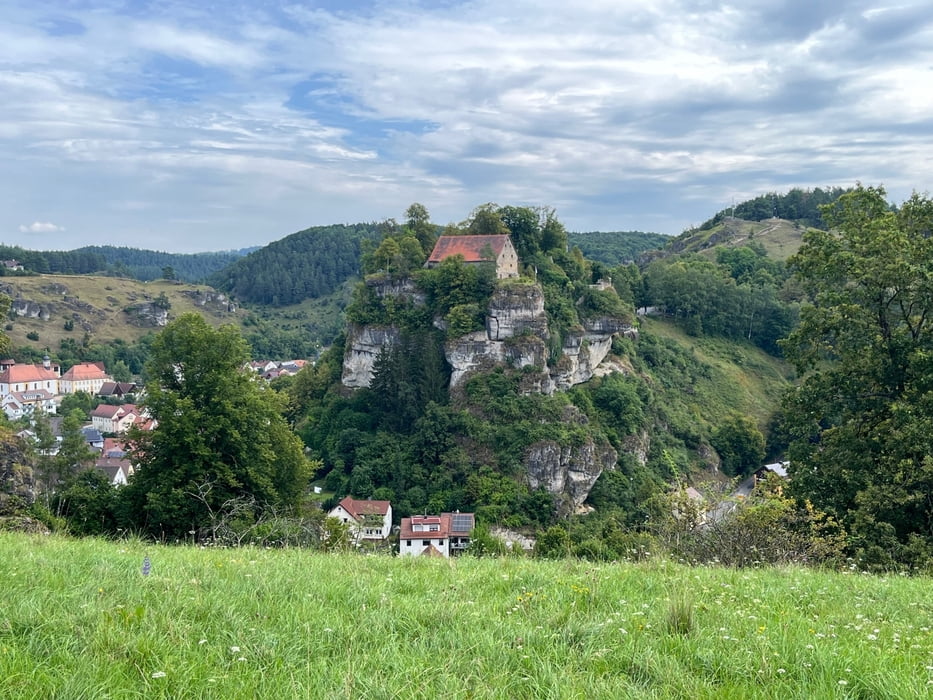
left=2, top=533, right=932, bottom=698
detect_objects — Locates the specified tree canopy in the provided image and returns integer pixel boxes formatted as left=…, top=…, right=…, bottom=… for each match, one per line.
left=122, top=314, right=310, bottom=539
left=782, top=185, right=933, bottom=567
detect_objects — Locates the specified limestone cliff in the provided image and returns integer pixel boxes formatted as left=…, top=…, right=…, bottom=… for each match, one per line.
left=524, top=406, right=618, bottom=516
left=343, top=278, right=636, bottom=393
left=342, top=324, right=402, bottom=388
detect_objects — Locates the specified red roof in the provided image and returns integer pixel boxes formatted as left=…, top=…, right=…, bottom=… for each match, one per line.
left=427, top=235, right=512, bottom=264
left=399, top=512, right=474, bottom=540
left=0, top=364, right=59, bottom=384
left=337, top=497, right=391, bottom=520
left=61, top=362, right=109, bottom=381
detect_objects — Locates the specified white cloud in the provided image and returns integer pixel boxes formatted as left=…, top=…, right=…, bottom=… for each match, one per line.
left=0, top=0, right=931, bottom=251
left=19, top=221, right=65, bottom=233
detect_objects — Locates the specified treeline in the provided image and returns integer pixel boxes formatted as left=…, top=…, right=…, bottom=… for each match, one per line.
left=697, top=186, right=851, bottom=231
left=208, top=224, right=384, bottom=306
left=0, top=244, right=248, bottom=283
left=73, top=246, right=249, bottom=282
left=567, top=230, right=669, bottom=265
left=624, top=242, right=799, bottom=355
left=0, top=245, right=106, bottom=275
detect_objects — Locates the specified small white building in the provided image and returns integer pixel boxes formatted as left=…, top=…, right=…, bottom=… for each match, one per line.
left=399, top=512, right=475, bottom=557
left=328, top=497, right=392, bottom=542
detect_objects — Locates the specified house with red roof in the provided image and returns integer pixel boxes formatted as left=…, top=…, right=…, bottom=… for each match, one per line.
left=60, top=362, right=111, bottom=395
left=399, top=512, right=475, bottom=557
left=426, top=234, right=519, bottom=280
left=0, top=358, right=59, bottom=402
left=91, top=403, right=144, bottom=434
left=328, top=497, right=393, bottom=542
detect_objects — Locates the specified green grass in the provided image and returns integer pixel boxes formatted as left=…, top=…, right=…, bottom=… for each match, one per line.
left=639, top=317, right=792, bottom=430
left=3, top=533, right=933, bottom=698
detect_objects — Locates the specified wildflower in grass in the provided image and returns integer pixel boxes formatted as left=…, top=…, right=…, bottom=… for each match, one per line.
left=230, top=646, right=240, bottom=653
left=838, top=680, right=848, bottom=686
left=151, top=671, right=166, bottom=678
left=141, top=556, right=151, bottom=576
left=777, top=669, right=786, bottom=674
left=198, top=639, right=207, bottom=645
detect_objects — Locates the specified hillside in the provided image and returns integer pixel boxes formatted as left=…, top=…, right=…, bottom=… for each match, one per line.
left=660, top=217, right=806, bottom=262
left=3, top=533, right=931, bottom=698
left=0, top=275, right=239, bottom=351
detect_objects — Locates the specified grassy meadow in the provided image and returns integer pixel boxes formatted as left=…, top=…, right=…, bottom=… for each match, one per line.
left=2, top=533, right=933, bottom=698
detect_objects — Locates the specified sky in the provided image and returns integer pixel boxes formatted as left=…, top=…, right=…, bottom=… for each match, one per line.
left=2, top=0, right=932, bottom=253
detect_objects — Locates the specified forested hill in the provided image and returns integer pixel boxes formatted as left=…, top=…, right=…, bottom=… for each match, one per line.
left=0, top=244, right=250, bottom=283
left=696, top=186, right=851, bottom=231
left=207, top=223, right=384, bottom=306
left=74, top=246, right=252, bottom=282
left=567, top=230, right=669, bottom=265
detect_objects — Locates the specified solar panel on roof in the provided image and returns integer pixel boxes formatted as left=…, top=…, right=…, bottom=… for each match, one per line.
left=451, top=513, right=473, bottom=532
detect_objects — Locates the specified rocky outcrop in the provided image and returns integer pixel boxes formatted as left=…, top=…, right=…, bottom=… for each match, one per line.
left=10, top=299, right=53, bottom=320
left=344, top=277, right=637, bottom=393
left=342, top=324, right=402, bottom=388
left=0, top=439, right=37, bottom=516
left=181, top=290, right=237, bottom=313
left=524, top=406, right=618, bottom=516
left=485, top=284, right=548, bottom=340
left=123, top=302, right=169, bottom=327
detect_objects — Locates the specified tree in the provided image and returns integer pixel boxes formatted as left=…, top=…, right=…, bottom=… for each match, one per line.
left=54, top=408, right=97, bottom=488
left=161, top=266, right=176, bottom=281
left=120, top=314, right=310, bottom=539
left=782, top=185, right=933, bottom=566
left=710, top=414, right=765, bottom=477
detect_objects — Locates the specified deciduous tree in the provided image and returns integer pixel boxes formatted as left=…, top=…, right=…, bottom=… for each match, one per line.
left=121, top=314, right=310, bottom=539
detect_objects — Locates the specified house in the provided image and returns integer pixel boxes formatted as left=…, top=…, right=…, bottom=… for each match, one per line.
left=399, top=512, right=475, bottom=557
left=2, top=260, right=24, bottom=271
left=0, top=360, right=61, bottom=399
left=754, top=462, right=789, bottom=481
left=81, top=426, right=105, bottom=451
left=94, top=438, right=135, bottom=486
left=91, top=403, right=143, bottom=434
left=59, top=362, right=111, bottom=395
left=1, top=389, right=58, bottom=419
left=426, top=235, right=519, bottom=280
left=93, top=459, right=133, bottom=486
left=97, top=382, right=138, bottom=399
left=328, top=497, right=392, bottom=542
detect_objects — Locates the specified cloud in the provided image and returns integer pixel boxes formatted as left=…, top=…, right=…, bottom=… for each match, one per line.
left=19, top=221, right=65, bottom=233
left=0, top=0, right=931, bottom=251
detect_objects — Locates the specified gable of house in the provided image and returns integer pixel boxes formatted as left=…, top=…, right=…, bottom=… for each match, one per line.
left=426, top=235, right=519, bottom=279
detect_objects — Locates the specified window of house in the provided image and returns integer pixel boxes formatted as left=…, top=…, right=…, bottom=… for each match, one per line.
left=422, top=540, right=430, bottom=546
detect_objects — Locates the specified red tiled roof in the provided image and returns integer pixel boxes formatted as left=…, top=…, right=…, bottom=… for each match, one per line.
left=338, top=497, right=391, bottom=520
left=61, top=362, right=109, bottom=381
left=427, top=235, right=511, bottom=264
left=0, top=364, right=59, bottom=384
left=399, top=512, right=474, bottom=540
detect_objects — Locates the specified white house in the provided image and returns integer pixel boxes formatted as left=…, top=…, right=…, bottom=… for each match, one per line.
left=91, top=403, right=143, bottom=434
left=328, top=497, right=392, bottom=542
left=399, top=512, right=474, bottom=557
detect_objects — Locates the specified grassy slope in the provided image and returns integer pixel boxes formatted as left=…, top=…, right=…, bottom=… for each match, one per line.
left=1, top=275, right=244, bottom=351
left=670, top=218, right=805, bottom=262
left=2, top=533, right=932, bottom=698
left=638, top=317, right=793, bottom=430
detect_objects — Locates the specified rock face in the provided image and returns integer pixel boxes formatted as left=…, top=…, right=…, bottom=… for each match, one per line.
left=123, top=302, right=169, bottom=327
left=342, top=324, right=402, bottom=388
left=343, top=278, right=637, bottom=394
left=524, top=406, right=618, bottom=516
left=181, top=290, right=237, bottom=314
left=0, top=439, right=37, bottom=516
